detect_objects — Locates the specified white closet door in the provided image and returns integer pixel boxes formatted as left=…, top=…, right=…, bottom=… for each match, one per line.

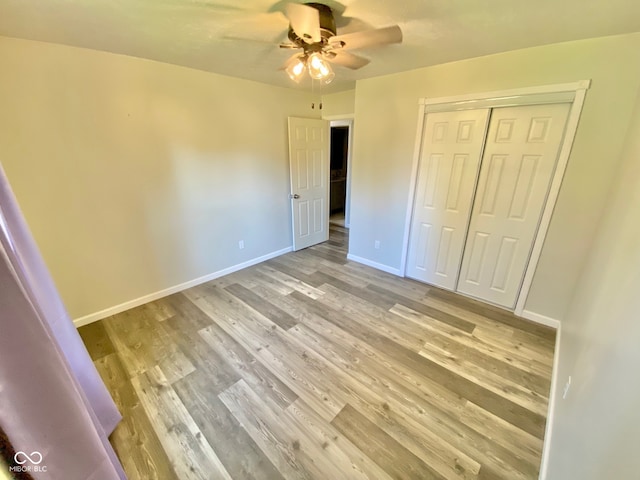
left=457, top=103, right=570, bottom=308
left=406, top=109, right=490, bottom=289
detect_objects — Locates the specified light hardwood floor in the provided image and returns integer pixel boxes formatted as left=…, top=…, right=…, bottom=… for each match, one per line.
left=79, top=225, right=556, bottom=480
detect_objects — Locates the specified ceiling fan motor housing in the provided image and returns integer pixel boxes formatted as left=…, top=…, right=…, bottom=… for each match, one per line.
left=287, top=2, right=337, bottom=45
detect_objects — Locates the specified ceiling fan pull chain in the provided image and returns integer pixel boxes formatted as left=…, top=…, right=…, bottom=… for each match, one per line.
left=311, top=77, right=315, bottom=109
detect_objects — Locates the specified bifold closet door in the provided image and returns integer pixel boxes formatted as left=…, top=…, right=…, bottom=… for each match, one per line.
left=457, top=103, right=571, bottom=308
left=406, top=109, right=490, bottom=289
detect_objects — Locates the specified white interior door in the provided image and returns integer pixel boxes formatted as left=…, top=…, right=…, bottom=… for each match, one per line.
left=406, top=109, right=490, bottom=289
left=457, top=103, right=571, bottom=308
left=288, top=117, right=329, bottom=251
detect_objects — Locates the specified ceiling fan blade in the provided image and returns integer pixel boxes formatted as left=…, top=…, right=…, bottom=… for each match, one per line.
left=330, top=25, right=402, bottom=51
left=326, top=51, right=370, bottom=70
left=285, top=3, right=321, bottom=44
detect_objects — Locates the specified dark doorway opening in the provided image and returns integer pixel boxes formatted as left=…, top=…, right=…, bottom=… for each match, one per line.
left=329, top=126, right=349, bottom=227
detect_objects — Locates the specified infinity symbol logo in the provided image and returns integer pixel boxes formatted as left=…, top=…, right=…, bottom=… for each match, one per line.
left=14, top=451, right=43, bottom=465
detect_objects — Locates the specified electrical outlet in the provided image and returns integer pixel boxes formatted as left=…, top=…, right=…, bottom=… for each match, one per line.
left=562, top=375, right=572, bottom=399
left=374, top=240, right=381, bottom=249
left=238, top=240, right=245, bottom=250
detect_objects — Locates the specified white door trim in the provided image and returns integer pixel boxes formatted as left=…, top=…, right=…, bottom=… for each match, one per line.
left=323, top=114, right=355, bottom=121
left=329, top=118, right=354, bottom=228
left=400, top=81, right=590, bottom=316
left=420, top=80, right=590, bottom=108
left=400, top=102, right=429, bottom=277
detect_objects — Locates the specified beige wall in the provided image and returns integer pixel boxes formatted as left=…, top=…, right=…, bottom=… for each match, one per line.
left=321, top=89, right=355, bottom=118
left=348, top=33, right=640, bottom=320
left=0, top=37, right=317, bottom=320
left=545, top=86, right=640, bottom=479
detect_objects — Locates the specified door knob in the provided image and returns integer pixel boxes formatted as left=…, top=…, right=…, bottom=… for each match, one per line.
left=290, top=193, right=300, bottom=199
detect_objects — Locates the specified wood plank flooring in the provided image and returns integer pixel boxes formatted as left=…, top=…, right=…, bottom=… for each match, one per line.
left=79, top=225, right=556, bottom=480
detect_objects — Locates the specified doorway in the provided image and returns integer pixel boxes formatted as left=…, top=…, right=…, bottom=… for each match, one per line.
left=329, top=126, right=348, bottom=226
left=328, top=119, right=353, bottom=228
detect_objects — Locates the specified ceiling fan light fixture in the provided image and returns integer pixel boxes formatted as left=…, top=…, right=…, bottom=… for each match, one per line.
left=280, top=2, right=403, bottom=86
left=286, top=56, right=306, bottom=82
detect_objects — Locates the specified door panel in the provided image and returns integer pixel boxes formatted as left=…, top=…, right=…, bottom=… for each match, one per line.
left=289, top=117, right=329, bottom=251
left=406, top=109, right=490, bottom=289
left=457, top=103, right=571, bottom=308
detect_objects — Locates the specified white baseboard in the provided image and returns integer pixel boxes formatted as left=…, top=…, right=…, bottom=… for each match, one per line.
left=539, top=324, right=562, bottom=479
left=73, top=246, right=293, bottom=328
left=346, top=254, right=402, bottom=276
left=521, top=309, right=561, bottom=329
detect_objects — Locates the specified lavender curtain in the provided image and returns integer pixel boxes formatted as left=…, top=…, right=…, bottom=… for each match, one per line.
left=0, top=164, right=125, bottom=479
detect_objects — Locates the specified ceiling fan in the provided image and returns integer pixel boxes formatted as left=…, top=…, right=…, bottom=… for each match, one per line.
left=279, top=2, right=402, bottom=84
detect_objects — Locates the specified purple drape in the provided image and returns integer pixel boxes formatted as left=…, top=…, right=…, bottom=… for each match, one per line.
left=0, top=164, right=125, bottom=479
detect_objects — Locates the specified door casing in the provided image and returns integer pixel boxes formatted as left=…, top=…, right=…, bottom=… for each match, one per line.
left=327, top=116, right=354, bottom=228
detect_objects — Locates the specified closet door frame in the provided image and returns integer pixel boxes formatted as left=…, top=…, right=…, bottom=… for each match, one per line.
left=400, top=80, right=590, bottom=317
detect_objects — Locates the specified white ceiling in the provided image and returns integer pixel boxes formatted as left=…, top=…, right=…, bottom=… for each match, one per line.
left=1, top=0, right=639, bottom=93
